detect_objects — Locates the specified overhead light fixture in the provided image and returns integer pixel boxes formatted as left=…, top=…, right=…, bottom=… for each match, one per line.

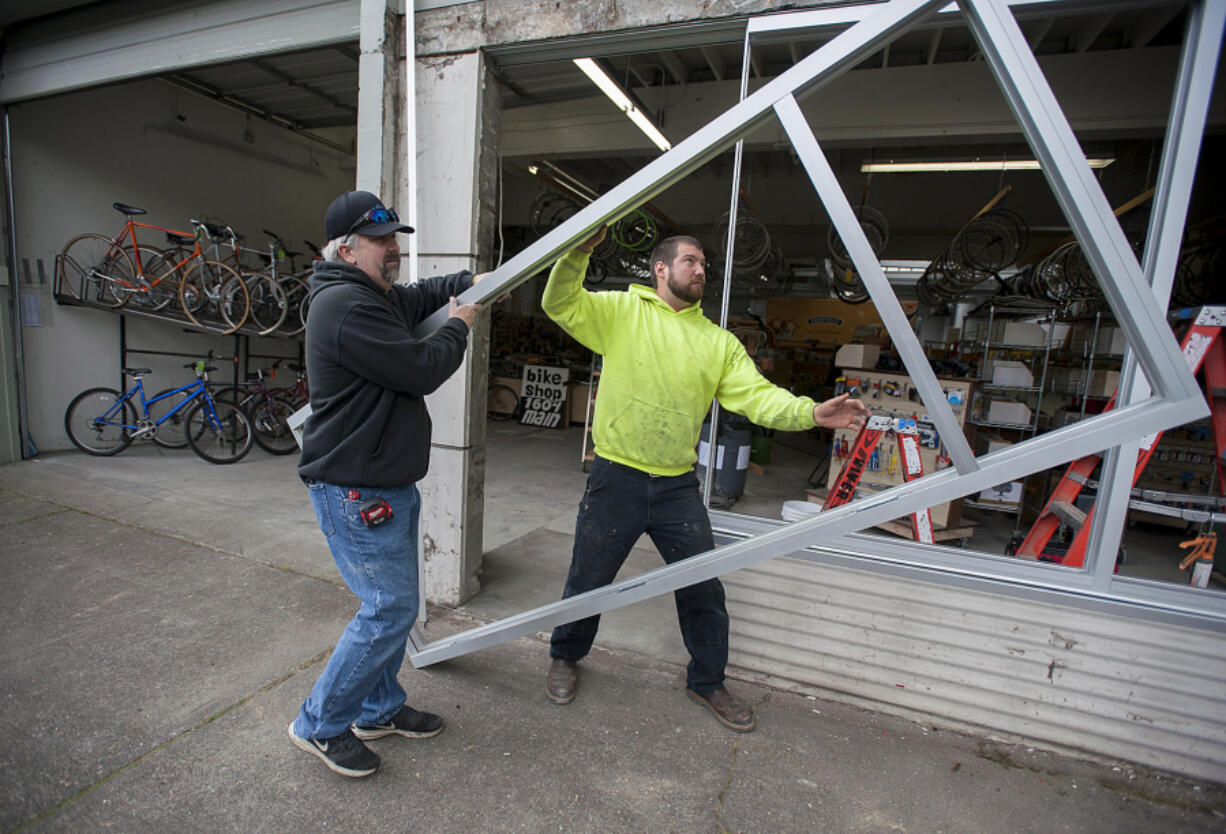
left=861, top=158, right=1114, bottom=173
left=573, top=57, right=672, bottom=152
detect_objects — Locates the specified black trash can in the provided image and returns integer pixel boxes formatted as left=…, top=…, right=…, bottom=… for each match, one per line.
left=696, top=418, right=753, bottom=503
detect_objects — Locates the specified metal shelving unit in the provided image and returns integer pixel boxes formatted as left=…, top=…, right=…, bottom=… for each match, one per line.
left=963, top=304, right=1057, bottom=519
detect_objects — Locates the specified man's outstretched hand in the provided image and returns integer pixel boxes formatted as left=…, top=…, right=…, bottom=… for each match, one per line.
left=813, top=393, right=872, bottom=431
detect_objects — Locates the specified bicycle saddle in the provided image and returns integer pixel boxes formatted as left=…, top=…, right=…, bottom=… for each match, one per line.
left=123, top=368, right=152, bottom=376
left=166, top=232, right=195, bottom=247
left=183, top=363, right=218, bottom=373
left=113, top=203, right=147, bottom=216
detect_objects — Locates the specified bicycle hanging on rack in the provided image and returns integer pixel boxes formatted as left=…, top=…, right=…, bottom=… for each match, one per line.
left=55, top=203, right=250, bottom=334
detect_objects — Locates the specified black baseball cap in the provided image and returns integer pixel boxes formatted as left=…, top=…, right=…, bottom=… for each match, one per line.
left=324, top=190, right=415, bottom=240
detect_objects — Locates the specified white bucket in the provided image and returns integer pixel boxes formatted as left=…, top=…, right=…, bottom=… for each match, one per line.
left=781, top=500, right=822, bottom=522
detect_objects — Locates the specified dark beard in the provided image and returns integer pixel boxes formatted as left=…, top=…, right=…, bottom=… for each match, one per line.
left=667, top=273, right=703, bottom=304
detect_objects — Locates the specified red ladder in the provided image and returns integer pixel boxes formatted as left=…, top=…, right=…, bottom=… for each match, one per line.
left=1013, top=306, right=1226, bottom=566
left=824, top=415, right=936, bottom=543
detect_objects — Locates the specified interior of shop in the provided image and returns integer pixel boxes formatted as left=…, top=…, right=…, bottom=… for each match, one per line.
left=480, top=1, right=1225, bottom=591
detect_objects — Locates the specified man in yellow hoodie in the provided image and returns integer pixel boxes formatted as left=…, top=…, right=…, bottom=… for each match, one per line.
left=542, top=228, right=870, bottom=731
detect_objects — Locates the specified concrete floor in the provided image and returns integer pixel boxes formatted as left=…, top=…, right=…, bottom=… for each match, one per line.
left=1, top=425, right=1223, bottom=832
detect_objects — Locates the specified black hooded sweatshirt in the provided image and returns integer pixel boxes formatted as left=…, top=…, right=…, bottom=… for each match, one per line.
left=297, top=261, right=473, bottom=487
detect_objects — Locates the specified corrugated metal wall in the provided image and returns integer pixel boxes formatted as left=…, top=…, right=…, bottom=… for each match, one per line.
left=724, top=556, right=1226, bottom=782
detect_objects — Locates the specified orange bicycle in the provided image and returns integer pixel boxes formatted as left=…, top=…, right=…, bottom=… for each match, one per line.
left=56, top=203, right=249, bottom=334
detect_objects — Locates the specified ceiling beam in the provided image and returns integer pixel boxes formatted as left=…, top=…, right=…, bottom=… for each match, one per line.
left=162, top=72, right=353, bottom=154
left=1074, top=12, right=1113, bottom=52
left=1025, top=17, right=1054, bottom=51
left=1128, top=5, right=1182, bottom=49
left=248, top=58, right=356, bottom=116
left=657, top=50, right=690, bottom=85
left=926, top=28, right=943, bottom=64
left=700, top=45, right=726, bottom=81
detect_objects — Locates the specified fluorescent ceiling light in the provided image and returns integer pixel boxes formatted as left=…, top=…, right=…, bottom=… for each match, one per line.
left=861, top=158, right=1114, bottom=173
left=573, top=57, right=672, bottom=152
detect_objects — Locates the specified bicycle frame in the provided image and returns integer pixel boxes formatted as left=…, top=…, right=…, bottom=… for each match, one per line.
left=95, top=375, right=222, bottom=434
left=111, top=215, right=200, bottom=288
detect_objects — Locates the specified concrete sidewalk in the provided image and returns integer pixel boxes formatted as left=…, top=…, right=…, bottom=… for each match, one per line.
left=1, top=448, right=1223, bottom=833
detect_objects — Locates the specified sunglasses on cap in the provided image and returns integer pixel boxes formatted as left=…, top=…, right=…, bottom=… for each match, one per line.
left=348, top=205, right=400, bottom=234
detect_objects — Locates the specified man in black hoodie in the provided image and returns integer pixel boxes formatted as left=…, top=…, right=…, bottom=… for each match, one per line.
left=289, top=190, right=481, bottom=778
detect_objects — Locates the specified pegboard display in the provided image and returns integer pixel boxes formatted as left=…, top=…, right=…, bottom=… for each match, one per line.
left=1132, top=418, right=1220, bottom=526
left=826, top=368, right=976, bottom=529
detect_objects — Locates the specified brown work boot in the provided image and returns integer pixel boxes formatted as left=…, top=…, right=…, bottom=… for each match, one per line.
left=686, top=686, right=755, bottom=732
left=546, top=658, right=579, bottom=704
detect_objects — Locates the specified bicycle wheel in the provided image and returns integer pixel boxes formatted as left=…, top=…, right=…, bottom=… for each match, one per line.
left=57, top=234, right=134, bottom=307
left=487, top=383, right=519, bottom=421
left=64, top=387, right=135, bottom=455
left=244, top=271, right=289, bottom=335
left=209, top=385, right=247, bottom=410
left=185, top=398, right=253, bottom=464
left=271, top=383, right=309, bottom=409
left=279, top=273, right=310, bottom=337
left=249, top=397, right=299, bottom=455
left=180, top=260, right=248, bottom=334
left=147, top=387, right=192, bottom=449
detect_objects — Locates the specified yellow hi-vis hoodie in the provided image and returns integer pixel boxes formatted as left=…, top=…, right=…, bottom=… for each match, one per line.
left=543, top=249, right=818, bottom=476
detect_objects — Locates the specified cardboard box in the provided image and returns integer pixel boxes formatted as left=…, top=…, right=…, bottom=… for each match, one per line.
left=986, top=399, right=1033, bottom=425
left=993, top=321, right=1047, bottom=346
left=979, top=434, right=1013, bottom=456
left=978, top=481, right=1023, bottom=506
left=569, top=382, right=594, bottom=424
left=989, top=360, right=1034, bottom=388
left=765, top=297, right=886, bottom=345
left=834, top=343, right=881, bottom=369
left=1069, top=324, right=1128, bottom=356
left=1085, top=369, right=1120, bottom=398
left=1094, top=327, right=1127, bottom=355
left=1043, top=321, right=1072, bottom=348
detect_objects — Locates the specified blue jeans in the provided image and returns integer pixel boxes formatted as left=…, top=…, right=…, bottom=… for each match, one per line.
left=293, top=481, right=420, bottom=739
left=550, top=457, right=728, bottom=694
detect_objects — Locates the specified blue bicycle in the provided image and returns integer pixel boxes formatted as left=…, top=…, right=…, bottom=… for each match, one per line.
left=64, top=362, right=254, bottom=463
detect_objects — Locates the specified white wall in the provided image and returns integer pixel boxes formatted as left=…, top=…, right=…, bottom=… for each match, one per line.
left=8, top=77, right=354, bottom=451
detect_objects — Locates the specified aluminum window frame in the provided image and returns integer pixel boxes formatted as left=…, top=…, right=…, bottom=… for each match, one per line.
left=407, top=0, right=1224, bottom=666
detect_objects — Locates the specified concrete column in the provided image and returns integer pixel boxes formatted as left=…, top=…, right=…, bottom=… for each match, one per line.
left=355, top=0, right=401, bottom=197
left=356, top=2, right=495, bottom=607
left=414, top=50, right=499, bottom=606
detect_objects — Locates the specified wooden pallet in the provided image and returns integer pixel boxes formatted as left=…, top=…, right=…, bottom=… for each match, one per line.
left=804, top=488, right=977, bottom=543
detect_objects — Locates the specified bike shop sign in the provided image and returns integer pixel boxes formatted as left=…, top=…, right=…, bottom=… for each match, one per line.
left=520, top=365, right=569, bottom=429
